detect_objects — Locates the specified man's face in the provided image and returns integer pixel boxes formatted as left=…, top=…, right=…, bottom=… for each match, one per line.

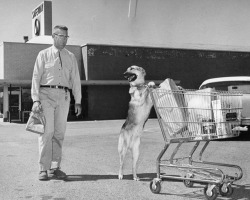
left=52, top=28, right=68, bottom=50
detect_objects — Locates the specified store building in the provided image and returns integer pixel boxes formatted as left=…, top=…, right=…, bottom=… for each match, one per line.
left=0, top=1, right=83, bottom=122
left=0, top=1, right=163, bottom=123
left=0, top=42, right=84, bottom=122
left=1, top=1, right=250, bottom=123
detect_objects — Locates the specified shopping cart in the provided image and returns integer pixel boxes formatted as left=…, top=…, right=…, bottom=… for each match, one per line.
left=149, top=87, right=244, bottom=200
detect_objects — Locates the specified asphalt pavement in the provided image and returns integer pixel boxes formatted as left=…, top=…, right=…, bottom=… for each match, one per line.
left=0, top=119, right=250, bottom=200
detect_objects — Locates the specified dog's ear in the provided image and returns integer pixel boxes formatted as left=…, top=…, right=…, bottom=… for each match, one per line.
left=138, top=67, right=146, bottom=76
left=141, top=68, right=146, bottom=76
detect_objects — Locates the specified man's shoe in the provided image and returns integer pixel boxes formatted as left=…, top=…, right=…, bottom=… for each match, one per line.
left=39, top=171, right=48, bottom=181
left=48, top=168, right=67, bottom=179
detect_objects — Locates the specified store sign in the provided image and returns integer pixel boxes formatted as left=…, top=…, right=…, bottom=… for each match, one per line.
left=32, top=4, right=43, bottom=19
left=34, top=19, right=40, bottom=36
left=31, top=1, right=52, bottom=38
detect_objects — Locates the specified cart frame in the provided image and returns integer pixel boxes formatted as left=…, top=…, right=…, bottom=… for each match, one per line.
left=149, top=87, right=244, bottom=200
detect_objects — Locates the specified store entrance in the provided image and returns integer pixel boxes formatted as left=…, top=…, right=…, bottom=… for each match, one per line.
left=9, top=87, right=21, bottom=122
left=9, top=94, right=20, bottom=120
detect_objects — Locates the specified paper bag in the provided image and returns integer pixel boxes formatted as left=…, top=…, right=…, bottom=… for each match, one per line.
left=156, top=78, right=187, bottom=136
left=185, top=88, right=216, bottom=136
left=26, top=111, right=46, bottom=134
left=212, top=94, right=242, bottom=136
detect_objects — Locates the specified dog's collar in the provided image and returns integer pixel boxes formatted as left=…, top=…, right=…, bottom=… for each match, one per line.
left=130, top=84, right=146, bottom=90
left=129, top=84, right=147, bottom=94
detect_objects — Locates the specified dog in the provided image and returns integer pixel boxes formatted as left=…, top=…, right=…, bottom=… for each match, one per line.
left=118, top=65, right=155, bottom=181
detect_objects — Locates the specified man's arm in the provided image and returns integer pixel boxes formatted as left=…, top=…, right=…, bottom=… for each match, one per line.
left=71, top=55, right=82, bottom=116
left=31, top=52, right=44, bottom=112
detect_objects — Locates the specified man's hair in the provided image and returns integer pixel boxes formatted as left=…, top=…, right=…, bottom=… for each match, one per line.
left=53, top=25, right=68, bottom=32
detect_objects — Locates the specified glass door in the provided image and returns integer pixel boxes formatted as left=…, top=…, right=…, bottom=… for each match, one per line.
left=9, top=94, right=20, bottom=120
left=9, top=87, right=21, bottom=122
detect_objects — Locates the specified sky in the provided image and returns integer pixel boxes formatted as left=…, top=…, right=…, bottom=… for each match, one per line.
left=0, top=0, right=45, bottom=43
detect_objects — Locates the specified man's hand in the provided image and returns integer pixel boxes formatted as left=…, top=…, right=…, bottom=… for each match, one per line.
left=75, top=104, right=82, bottom=117
left=32, top=101, right=43, bottom=113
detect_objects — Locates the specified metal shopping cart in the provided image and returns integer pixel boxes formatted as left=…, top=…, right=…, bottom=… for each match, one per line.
left=149, top=87, right=244, bottom=200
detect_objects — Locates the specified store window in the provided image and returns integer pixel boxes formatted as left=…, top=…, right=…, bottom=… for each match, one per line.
left=9, top=87, right=20, bottom=121
left=0, top=87, right=3, bottom=118
left=22, top=88, right=33, bottom=111
left=21, top=88, right=33, bottom=122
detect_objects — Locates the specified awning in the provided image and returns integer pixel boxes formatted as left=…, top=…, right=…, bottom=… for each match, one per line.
left=0, top=79, right=180, bottom=87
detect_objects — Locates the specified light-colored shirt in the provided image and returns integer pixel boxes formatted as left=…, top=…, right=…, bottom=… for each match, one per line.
left=31, top=45, right=81, bottom=104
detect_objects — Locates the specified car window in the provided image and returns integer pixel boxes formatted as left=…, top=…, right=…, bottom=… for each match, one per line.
left=201, top=81, right=250, bottom=91
left=201, top=83, right=228, bottom=90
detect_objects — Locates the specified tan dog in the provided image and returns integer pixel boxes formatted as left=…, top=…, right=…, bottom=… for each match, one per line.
left=118, top=65, right=155, bottom=181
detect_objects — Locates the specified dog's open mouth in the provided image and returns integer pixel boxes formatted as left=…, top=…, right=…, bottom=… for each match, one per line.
left=123, top=72, right=137, bottom=82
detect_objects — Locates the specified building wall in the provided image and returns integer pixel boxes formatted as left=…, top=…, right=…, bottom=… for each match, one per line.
left=0, top=43, right=3, bottom=79
left=2, top=42, right=84, bottom=80
left=86, top=85, right=130, bottom=120
left=52, top=0, right=250, bottom=51
left=83, top=44, right=250, bottom=88
left=82, top=44, right=250, bottom=120
left=2, top=42, right=250, bottom=121
left=2, top=0, right=250, bottom=52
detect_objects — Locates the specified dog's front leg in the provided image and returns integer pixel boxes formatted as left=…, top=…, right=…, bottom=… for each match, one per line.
left=132, top=138, right=141, bottom=181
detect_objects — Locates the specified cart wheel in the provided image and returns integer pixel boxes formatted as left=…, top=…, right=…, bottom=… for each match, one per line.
left=183, top=179, right=194, bottom=188
left=150, top=180, right=161, bottom=194
left=204, top=185, right=218, bottom=200
left=219, top=184, right=233, bottom=197
left=183, top=176, right=194, bottom=188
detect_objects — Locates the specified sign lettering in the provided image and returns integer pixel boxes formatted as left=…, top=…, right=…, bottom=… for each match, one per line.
left=32, top=4, right=43, bottom=19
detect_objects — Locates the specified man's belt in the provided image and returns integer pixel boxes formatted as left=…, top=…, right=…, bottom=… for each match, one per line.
left=40, top=85, right=69, bottom=90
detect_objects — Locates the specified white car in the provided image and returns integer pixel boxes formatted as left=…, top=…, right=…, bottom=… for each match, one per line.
left=199, top=76, right=250, bottom=127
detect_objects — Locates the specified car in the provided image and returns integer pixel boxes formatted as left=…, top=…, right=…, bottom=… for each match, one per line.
left=199, top=76, right=250, bottom=127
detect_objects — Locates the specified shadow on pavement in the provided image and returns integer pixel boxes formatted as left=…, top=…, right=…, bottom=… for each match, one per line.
left=64, top=173, right=156, bottom=182
left=231, top=184, right=250, bottom=200
left=159, top=183, right=250, bottom=200
left=234, top=132, right=250, bottom=141
left=218, top=130, right=250, bottom=142
left=64, top=172, right=250, bottom=199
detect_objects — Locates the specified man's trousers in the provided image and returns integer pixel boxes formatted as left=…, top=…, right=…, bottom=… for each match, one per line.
left=38, top=87, right=70, bottom=171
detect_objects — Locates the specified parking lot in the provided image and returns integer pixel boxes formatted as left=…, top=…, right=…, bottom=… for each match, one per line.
left=0, top=119, right=250, bottom=200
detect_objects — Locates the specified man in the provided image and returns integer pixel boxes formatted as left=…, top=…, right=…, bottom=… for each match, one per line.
left=31, top=25, right=82, bottom=181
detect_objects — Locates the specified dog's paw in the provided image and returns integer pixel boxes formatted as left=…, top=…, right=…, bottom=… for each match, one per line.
left=118, top=174, right=123, bottom=180
left=133, top=177, right=140, bottom=181
left=148, top=81, right=155, bottom=88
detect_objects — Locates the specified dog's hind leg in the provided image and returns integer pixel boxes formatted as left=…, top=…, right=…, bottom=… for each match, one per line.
left=118, top=133, right=128, bottom=180
left=132, top=137, right=141, bottom=181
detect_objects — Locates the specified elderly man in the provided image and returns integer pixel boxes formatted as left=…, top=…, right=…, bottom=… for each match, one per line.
left=31, top=25, right=82, bottom=180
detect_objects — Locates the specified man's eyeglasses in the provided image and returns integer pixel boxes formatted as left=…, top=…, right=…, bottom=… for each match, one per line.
left=54, top=33, right=69, bottom=39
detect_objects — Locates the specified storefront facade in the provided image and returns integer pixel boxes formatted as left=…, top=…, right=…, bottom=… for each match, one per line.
left=0, top=42, right=83, bottom=122
left=2, top=42, right=250, bottom=123
left=2, top=1, right=250, bottom=123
